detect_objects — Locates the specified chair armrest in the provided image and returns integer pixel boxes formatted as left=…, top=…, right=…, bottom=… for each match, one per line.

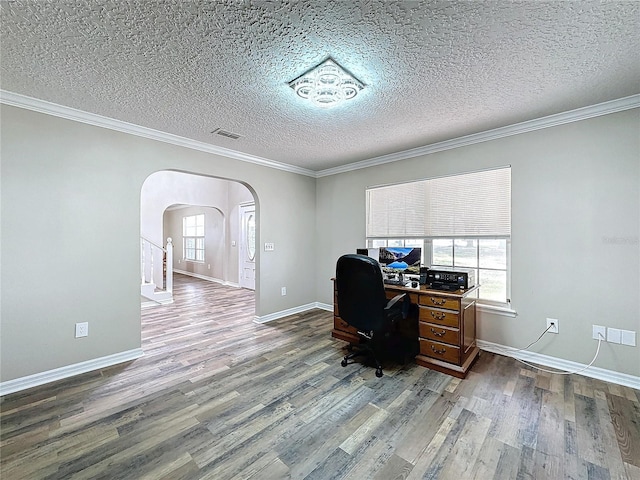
left=384, top=293, right=406, bottom=310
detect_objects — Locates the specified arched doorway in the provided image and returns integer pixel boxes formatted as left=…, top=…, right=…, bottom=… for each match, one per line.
left=140, top=170, right=257, bottom=306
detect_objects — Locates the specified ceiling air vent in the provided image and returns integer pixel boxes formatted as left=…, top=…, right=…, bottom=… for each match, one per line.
left=211, top=128, right=242, bottom=140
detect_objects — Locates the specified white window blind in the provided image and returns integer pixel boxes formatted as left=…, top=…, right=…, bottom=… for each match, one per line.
left=366, top=180, right=428, bottom=237
left=366, top=167, right=511, bottom=238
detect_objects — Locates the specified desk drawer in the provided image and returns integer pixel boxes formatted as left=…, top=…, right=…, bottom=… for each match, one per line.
left=419, top=307, right=459, bottom=328
left=420, top=339, right=460, bottom=364
left=419, top=295, right=460, bottom=310
left=334, top=316, right=358, bottom=335
left=419, top=322, right=459, bottom=345
left=385, top=290, right=419, bottom=304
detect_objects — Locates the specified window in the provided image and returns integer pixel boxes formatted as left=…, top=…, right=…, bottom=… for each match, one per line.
left=366, top=167, right=511, bottom=305
left=183, top=214, right=205, bottom=262
left=431, top=238, right=508, bottom=303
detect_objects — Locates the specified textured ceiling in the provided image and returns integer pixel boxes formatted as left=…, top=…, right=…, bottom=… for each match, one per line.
left=1, top=1, right=639, bottom=171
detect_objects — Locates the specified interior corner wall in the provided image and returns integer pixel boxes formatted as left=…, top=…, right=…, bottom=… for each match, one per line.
left=164, top=206, right=226, bottom=281
left=141, top=172, right=228, bottom=240
left=315, top=108, right=640, bottom=377
left=0, top=104, right=317, bottom=383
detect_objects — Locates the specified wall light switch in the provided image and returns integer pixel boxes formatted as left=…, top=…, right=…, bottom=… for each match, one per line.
left=607, top=327, right=622, bottom=344
left=621, top=330, right=636, bottom=347
left=264, top=242, right=275, bottom=251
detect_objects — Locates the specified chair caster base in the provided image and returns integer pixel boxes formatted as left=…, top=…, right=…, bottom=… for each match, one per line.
left=375, top=368, right=383, bottom=377
left=341, top=358, right=348, bottom=367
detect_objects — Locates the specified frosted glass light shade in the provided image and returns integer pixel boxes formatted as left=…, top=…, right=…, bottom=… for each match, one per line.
left=289, top=58, right=364, bottom=108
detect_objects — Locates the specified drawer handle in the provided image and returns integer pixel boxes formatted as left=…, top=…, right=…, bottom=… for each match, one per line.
left=431, top=345, right=447, bottom=355
left=429, top=297, right=446, bottom=306
left=430, top=327, right=446, bottom=337
left=430, top=311, right=446, bottom=320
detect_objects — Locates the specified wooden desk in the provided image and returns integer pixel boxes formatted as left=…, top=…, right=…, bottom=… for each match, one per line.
left=331, top=280, right=480, bottom=378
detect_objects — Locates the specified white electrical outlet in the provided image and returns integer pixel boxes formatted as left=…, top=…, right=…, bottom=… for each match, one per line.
left=592, top=325, right=606, bottom=341
left=546, top=318, right=559, bottom=334
left=621, top=330, right=636, bottom=347
left=607, top=327, right=622, bottom=344
left=281, top=287, right=286, bottom=296
left=75, top=322, right=89, bottom=338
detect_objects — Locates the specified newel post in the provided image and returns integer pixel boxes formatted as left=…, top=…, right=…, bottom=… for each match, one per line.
left=165, top=237, right=173, bottom=294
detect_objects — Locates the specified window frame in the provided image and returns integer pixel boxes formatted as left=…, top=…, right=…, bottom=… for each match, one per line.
left=183, top=214, right=205, bottom=263
left=367, top=237, right=511, bottom=307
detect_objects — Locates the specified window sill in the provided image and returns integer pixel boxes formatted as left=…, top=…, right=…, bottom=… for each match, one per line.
left=477, top=303, right=517, bottom=318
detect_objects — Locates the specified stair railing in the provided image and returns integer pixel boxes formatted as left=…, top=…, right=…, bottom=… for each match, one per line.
left=140, top=237, right=173, bottom=294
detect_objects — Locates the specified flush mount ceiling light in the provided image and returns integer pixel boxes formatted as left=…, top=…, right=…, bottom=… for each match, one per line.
left=288, top=58, right=365, bottom=108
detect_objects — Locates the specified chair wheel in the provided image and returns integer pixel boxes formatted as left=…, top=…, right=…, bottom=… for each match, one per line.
left=375, top=368, right=383, bottom=378
left=341, top=359, right=348, bottom=367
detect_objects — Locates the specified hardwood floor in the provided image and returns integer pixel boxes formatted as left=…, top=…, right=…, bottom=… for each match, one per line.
left=2, top=274, right=639, bottom=479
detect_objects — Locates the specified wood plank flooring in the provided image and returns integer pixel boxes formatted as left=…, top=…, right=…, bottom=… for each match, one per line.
left=2, top=273, right=639, bottom=479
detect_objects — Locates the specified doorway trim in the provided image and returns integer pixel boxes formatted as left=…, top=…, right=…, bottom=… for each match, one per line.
left=239, top=203, right=256, bottom=290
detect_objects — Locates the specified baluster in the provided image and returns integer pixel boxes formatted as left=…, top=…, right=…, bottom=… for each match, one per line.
left=150, top=243, right=155, bottom=287
left=165, top=238, right=173, bottom=293
left=143, top=241, right=152, bottom=284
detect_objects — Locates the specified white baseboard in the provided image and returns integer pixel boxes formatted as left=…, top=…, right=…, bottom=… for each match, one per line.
left=254, top=302, right=331, bottom=324
left=0, top=348, right=144, bottom=396
left=141, top=298, right=174, bottom=308
left=477, top=340, right=640, bottom=390
left=141, top=299, right=160, bottom=309
left=315, top=302, right=333, bottom=312
left=174, top=269, right=240, bottom=288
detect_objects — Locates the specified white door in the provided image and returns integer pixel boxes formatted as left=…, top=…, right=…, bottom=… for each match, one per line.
left=239, top=204, right=256, bottom=290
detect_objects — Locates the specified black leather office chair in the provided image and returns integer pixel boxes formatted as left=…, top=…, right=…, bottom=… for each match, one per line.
left=335, top=254, right=409, bottom=377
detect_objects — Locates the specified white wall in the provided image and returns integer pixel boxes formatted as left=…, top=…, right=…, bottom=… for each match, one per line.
left=164, top=206, right=226, bottom=281
left=141, top=170, right=252, bottom=243
left=0, top=104, right=317, bottom=382
left=315, top=109, right=640, bottom=377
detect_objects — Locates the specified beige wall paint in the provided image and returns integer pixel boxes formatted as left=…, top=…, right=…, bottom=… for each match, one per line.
left=316, top=109, right=640, bottom=377
left=1, top=103, right=637, bottom=384
left=0, top=104, right=316, bottom=382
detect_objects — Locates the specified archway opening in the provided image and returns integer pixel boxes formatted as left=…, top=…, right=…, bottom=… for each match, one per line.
left=140, top=170, right=257, bottom=313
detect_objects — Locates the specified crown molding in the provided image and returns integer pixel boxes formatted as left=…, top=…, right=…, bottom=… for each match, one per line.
left=2, top=90, right=638, bottom=179
left=315, top=94, right=640, bottom=177
left=0, top=90, right=317, bottom=178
